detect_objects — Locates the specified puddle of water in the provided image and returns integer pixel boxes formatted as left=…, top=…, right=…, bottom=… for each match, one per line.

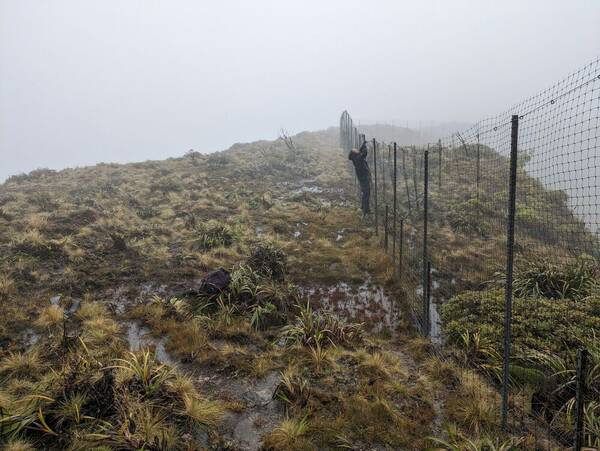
left=412, top=265, right=444, bottom=343
left=407, top=293, right=443, bottom=342
left=50, top=295, right=61, bottom=305
left=292, top=231, right=301, bottom=238
left=291, top=185, right=323, bottom=196
left=430, top=301, right=442, bottom=344
left=305, top=278, right=396, bottom=333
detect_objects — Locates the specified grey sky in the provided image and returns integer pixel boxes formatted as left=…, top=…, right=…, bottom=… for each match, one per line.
left=1, top=0, right=599, bottom=181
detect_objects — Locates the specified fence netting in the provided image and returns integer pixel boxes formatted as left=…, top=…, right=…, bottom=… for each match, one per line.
left=340, top=57, right=600, bottom=448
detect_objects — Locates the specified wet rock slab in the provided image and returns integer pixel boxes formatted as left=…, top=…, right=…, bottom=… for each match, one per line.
left=124, top=320, right=176, bottom=365
left=196, top=368, right=282, bottom=451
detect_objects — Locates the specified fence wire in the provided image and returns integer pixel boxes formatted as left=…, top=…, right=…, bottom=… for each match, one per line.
left=340, top=57, right=600, bottom=449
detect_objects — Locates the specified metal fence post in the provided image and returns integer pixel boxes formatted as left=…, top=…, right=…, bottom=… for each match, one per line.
left=373, top=138, right=378, bottom=235
left=384, top=205, right=389, bottom=252
left=502, top=114, right=519, bottom=431
left=393, top=143, right=397, bottom=264
left=425, top=261, right=431, bottom=336
left=402, top=147, right=412, bottom=214
left=398, top=218, right=404, bottom=277
left=382, top=144, right=387, bottom=207
left=412, top=147, right=419, bottom=208
left=476, top=132, right=481, bottom=201
left=422, top=148, right=429, bottom=335
left=353, top=128, right=358, bottom=199
left=438, top=139, right=442, bottom=191
left=574, top=348, right=588, bottom=451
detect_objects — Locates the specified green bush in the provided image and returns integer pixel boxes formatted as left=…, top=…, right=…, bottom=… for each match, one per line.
left=513, top=257, right=598, bottom=300
left=441, top=288, right=600, bottom=357
left=445, top=198, right=495, bottom=236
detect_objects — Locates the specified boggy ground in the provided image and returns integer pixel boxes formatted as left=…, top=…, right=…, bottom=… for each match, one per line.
left=0, top=128, right=551, bottom=449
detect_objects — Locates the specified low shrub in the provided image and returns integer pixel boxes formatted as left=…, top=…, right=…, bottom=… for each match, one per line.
left=247, top=241, right=287, bottom=281
left=512, top=257, right=598, bottom=300
left=441, top=288, right=600, bottom=356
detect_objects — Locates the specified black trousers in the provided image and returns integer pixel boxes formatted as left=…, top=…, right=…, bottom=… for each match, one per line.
left=359, top=177, right=370, bottom=215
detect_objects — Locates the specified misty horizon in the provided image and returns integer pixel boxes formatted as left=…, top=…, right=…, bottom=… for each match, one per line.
left=2, top=1, right=600, bottom=181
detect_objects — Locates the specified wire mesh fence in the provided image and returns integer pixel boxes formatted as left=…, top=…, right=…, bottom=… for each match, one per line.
left=340, top=57, right=600, bottom=449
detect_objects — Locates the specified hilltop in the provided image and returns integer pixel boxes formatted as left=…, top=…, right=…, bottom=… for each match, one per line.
left=0, top=126, right=590, bottom=449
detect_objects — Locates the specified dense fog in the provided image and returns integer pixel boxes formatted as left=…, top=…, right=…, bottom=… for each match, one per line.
left=1, top=0, right=599, bottom=181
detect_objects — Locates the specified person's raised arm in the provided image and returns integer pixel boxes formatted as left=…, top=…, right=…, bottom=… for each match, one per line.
left=359, top=142, right=368, bottom=158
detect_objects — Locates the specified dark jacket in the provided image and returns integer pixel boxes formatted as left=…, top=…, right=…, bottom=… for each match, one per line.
left=349, top=141, right=370, bottom=184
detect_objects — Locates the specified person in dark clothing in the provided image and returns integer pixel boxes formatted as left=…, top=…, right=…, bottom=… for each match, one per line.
left=349, top=141, right=371, bottom=215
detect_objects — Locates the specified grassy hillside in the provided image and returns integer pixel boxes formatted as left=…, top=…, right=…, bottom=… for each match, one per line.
left=0, top=128, right=567, bottom=450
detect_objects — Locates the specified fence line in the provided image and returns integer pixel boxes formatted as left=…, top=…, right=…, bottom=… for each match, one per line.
left=340, top=57, right=600, bottom=448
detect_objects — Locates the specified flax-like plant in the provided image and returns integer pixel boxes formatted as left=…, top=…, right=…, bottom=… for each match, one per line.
left=250, top=301, right=276, bottom=330
left=307, top=339, right=333, bottom=374
left=457, top=329, right=502, bottom=382
left=108, top=350, right=173, bottom=395
left=279, top=301, right=362, bottom=348
left=275, top=367, right=310, bottom=409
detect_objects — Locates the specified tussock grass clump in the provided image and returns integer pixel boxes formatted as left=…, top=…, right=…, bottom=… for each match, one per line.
left=149, top=177, right=183, bottom=194
left=10, top=230, right=65, bottom=259
left=34, top=305, right=64, bottom=330
left=0, top=275, right=16, bottom=298
left=181, top=395, right=225, bottom=428
left=0, top=350, right=43, bottom=379
left=357, top=352, right=392, bottom=382
left=340, top=394, right=409, bottom=446
left=447, top=373, right=501, bottom=436
left=80, top=316, right=121, bottom=355
left=279, top=301, right=363, bottom=348
left=262, top=417, right=312, bottom=451
left=110, top=350, right=174, bottom=395
left=2, top=439, right=36, bottom=451
left=165, top=318, right=209, bottom=359
left=194, top=220, right=236, bottom=250
left=0, top=344, right=225, bottom=449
